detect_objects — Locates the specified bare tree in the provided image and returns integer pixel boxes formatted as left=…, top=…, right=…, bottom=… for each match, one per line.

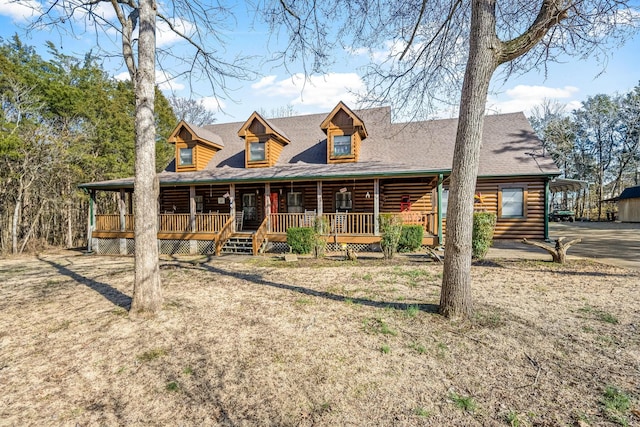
left=169, top=96, right=217, bottom=126
left=265, top=0, right=639, bottom=318
left=257, top=105, right=298, bottom=118
left=26, top=0, right=254, bottom=316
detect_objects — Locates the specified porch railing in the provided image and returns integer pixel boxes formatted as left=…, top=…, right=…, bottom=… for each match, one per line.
left=95, top=214, right=134, bottom=232
left=195, top=213, right=231, bottom=233
left=269, top=212, right=376, bottom=235
left=324, top=213, right=374, bottom=235
left=94, top=211, right=435, bottom=236
left=158, top=213, right=191, bottom=233
left=95, top=213, right=230, bottom=233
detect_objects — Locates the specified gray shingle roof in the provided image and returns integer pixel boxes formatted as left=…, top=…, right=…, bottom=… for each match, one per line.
left=187, top=123, right=224, bottom=147
left=80, top=106, right=559, bottom=190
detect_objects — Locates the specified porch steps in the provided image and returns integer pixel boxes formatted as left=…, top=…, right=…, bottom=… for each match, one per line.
left=221, top=234, right=253, bottom=254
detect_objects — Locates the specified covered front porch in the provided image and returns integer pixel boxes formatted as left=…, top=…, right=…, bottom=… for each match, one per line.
left=86, top=176, right=445, bottom=255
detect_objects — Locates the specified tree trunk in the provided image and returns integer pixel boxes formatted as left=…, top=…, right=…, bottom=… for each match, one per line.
left=66, top=181, right=73, bottom=248
left=440, top=0, right=499, bottom=319
left=19, top=201, right=45, bottom=254
left=130, top=0, right=162, bottom=316
left=11, top=194, right=21, bottom=255
left=522, top=237, right=581, bottom=264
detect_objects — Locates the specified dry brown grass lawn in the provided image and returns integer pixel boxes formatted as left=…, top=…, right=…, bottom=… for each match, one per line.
left=0, top=250, right=638, bottom=426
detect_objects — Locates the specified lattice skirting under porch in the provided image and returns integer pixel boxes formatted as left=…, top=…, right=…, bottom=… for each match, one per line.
left=266, top=242, right=377, bottom=254
left=92, top=238, right=216, bottom=255
left=93, top=238, right=135, bottom=255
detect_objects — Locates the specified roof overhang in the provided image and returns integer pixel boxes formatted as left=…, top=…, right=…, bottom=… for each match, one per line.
left=79, top=168, right=558, bottom=192
left=549, top=178, right=589, bottom=193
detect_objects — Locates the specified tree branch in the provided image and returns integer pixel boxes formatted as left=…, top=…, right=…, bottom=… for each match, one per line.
left=399, top=0, right=428, bottom=60
left=498, top=0, right=571, bottom=64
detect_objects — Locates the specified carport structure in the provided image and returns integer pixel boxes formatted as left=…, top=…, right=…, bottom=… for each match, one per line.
left=548, top=178, right=589, bottom=222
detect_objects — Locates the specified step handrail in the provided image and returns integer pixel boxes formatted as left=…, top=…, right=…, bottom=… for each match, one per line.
left=215, top=216, right=235, bottom=256
left=252, top=216, right=269, bottom=255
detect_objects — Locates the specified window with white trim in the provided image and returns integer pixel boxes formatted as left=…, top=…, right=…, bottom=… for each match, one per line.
left=335, top=191, right=352, bottom=211
left=333, top=135, right=352, bottom=156
left=249, top=141, right=266, bottom=161
left=441, top=189, right=449, bottom=218
left=179, top=147, right=193, bottom=165
left=501, top=187, right=524, bottom=218
left=287, top=192, right=303, bottom=213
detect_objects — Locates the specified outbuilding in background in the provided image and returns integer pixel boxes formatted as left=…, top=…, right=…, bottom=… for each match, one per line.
left=617, top=185, right=640, bottom=222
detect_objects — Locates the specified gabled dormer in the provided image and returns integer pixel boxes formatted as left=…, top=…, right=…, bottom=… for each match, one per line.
left=237, top=112, right=290, bottom=168
left=320, top=101, right=368, bottom=164
left=168, top=121, right=224, bottom=172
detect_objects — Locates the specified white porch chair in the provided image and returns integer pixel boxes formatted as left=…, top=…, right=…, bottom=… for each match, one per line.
left=235, top=211, right=244, bottom=231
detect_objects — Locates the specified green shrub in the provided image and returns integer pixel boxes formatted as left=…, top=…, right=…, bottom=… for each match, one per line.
left=379, top=214, right=403, bottom=259
left=398, top=225, right=424, bottom=252
left=287, top=227, right=315, bottom=254
left=472, top=212, right=496, bottom=259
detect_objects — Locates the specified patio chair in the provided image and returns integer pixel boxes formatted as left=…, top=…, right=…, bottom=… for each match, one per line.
left=303, top=209, right=316, bottom=227
left=332, top=212, right=347, bottom=234
left=235, top=211, right=244, bottom=231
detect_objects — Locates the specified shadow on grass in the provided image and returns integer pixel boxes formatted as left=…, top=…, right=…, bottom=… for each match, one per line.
left=168, top=257, right=440, bottom=314
left=38, top=256, right=132, bottom=310
left=473, top=259, right=634, bottom=277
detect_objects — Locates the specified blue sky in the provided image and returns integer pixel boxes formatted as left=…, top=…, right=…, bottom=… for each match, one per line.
left=1, top=0, right=639, bottom=123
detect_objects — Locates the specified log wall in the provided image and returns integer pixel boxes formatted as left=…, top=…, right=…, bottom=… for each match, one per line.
left=155, top=175, right=548, bottom=239
left=160, top=187, right=190, bottom=213
left=380, top=178, right=435, bottom=212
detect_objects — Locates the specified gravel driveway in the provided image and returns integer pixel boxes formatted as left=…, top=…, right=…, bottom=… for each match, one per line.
left=488, top=221, right=640, bottom=270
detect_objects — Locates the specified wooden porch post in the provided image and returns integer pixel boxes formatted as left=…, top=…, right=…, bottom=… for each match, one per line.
left=374, top=179, right=380, bottom=235
left=119, top=189, right=127, bottom=232
left=189, top=186, right=196, bottom=232
left=87, top=189, right=95, bottom=252
left=437, top=174, right=443, bottom=246
left=119, top=189, right=127, bottom=254
left=317, top=181, right=323, bottom=216
left=544, top=178, right=550, bottom=242
left=265, top=182, right=271, bottom=231
left=189, top=185, right=197, bottom=254
left=230, top=183, right=236, bottom=232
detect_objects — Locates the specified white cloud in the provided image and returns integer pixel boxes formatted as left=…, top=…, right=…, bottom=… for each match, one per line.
left=156, top=18, right=195, bottom=48
left=89, top=2, right=118, bottom=21
left=0, top=0, right=41, bottom=22
left=346, top=40, right=400, bottom=63
left=199, top=96, right=226, bottom=112
left=251, top=75, right=277, bottom=90
left=156, top=70, right=184, bottom=91
left=489, top=85, right=580, bottom=115
left=251, top=73, right=366, bottom=110
left=114, top=71, right=130, bottom=81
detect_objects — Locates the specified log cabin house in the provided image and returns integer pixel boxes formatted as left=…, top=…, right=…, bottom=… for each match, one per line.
left=79, top=102, right=560, bottom=255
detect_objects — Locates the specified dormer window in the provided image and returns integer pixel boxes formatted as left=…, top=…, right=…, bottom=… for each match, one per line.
left=179, top=147, right=193, bottom=165
left=321, top=101, right=368, bottom=164
left=249, top=141, right=266, bottom=162
left=333, top=135, right=352, bottom=156
left=238, top=112, right=290, bottom=168
left=168, top=121, right=224, bottom=172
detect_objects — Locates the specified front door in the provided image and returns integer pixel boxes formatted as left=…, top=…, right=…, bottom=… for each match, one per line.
left=242, top=193, right=257, bottom=221
left=270, top=192, right=279, bottom=214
